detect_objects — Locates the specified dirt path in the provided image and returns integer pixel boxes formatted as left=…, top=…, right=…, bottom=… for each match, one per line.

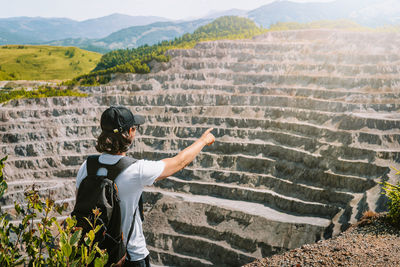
left=245, top=214, right=400, bottom=267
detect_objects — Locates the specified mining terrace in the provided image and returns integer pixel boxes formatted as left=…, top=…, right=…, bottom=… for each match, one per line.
left=1, top=29, right=400, bottom=266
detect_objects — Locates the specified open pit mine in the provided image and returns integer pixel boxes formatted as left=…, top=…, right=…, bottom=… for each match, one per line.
left=1, top=29, right=400, bottom=266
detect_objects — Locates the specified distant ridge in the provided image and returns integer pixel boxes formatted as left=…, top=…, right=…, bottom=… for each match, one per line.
left=0, top=14, right=170, bottom=45
left=203, top=8, right=248, bottom=19
left=44, top=19, right=213, bottom=53
left=248, top=0, right=396, bottom=27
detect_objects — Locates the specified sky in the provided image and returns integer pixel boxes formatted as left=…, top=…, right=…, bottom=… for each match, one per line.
left=0, top=0, right=334, bottom=21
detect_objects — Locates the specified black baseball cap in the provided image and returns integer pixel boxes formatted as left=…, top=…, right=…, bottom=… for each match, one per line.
left=100, top=106, right=145, bottom=133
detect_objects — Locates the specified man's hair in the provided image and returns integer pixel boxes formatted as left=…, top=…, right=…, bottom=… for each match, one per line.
left=95, top=129, right=134, bottom=154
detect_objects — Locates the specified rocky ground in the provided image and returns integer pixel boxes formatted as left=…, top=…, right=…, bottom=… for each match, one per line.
left=245, top=213, right=400, bottom=267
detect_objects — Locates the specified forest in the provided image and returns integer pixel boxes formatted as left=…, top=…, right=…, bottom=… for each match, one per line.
left=65, top=16, right=266, bottom=86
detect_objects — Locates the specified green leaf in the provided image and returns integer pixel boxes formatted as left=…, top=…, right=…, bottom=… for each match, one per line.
left=94, top=257, right=105, bottom=267
left=14, top=202, right=22, bottom=214
left=81, top=245, right=88, bottom=263
left=94, top=224, right=102, bottom=234
left=61, top=242, right=72, bottom=258
left=0, top=180, right=8, bottom=198
left=59, top=233, right=67, bottom=246
left=66, top=216, right=76, bottom=229
left=70, top=230, right=82, bottom=246
left=84, top=236, right=91, bottom=246
left=71, top=259, right=80, bottom=267
left=88, top=251, right=96, bottom=265
left=34, top=202, right=43, bottom=212
left=87, top=230, right=95, bottom=242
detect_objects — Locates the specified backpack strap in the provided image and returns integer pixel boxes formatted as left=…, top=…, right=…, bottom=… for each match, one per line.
left=87, top=155, right=101, bottom=176
left=86, top=155, right=137, bottom=180
left=125, top=208, right=137, bottom=261
left=107, top=157, right=137, bottom=181
left=139, top=195, right=144, bottom=221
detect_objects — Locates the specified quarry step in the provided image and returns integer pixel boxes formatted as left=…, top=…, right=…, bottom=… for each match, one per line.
left=177, top=167, right=354, bottom=206
left=3, top=93, right=400, bottom=120
left=155, top=177, right=340, bottom=219
left=147, top=245, right=214, bottom=267
left=3, top=122, right=399, bottom=156
left=169, top=46, right=400, bottom=65
left=95, top=81, right=400, bottom=105
left=0, top=180, right=76, bottom=206
left=161, top=65, right=400, bottom=85
left=142, top=150, right=377, bottom=193
left=195, top=38, right=400, bottom=54
left=141, top=124, right=400, bottom=156
left=144, top=187, right=331, bottom=227
left=2, top=114, right=400, bottom=155
left=138, top=144, right=388, bottom=179
left=176, top=58, right=400, bottom=77
left=4, top=150, right=377, bottom=194
left=3, top=167, right=80, bottom=181
left=3, top=100, right=400, bottom=135
left=165, top=219, right=263, bottom=255
left=143, top=188, right=329, bottom=258
left=154, top=65, right=400, bottom=80
left=161, top=82, right=400, bottom=104
left=145, top=232, right=257, bottom=267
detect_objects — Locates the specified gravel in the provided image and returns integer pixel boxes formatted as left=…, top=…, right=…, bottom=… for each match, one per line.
left=244, top=213, right=400, bottom=267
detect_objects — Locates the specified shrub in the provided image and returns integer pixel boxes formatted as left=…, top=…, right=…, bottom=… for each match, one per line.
left=0, top=86, right=87, bottom=103
left=0, top=156, right=108, bottom=266
left=381, top=167, right=400, bottom=226
left=65, top=48, right=75, bottom=58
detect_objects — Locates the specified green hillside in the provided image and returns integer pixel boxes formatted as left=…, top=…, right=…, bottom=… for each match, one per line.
left=0, top=45, right=102, bottom=81
left=66, top=16, right=266, bottom=86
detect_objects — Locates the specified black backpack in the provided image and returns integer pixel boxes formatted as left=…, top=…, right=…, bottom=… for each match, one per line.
left=72, top=155, right=143, bottom=266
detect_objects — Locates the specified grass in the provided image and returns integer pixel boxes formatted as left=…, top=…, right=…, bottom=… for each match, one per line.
left=0, top=45, right=102, bottom=81
left=0, top=86, right=88, bottom=103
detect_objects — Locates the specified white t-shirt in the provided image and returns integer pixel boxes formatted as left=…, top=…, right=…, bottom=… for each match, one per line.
left=75, top=154, right=165, bottom=261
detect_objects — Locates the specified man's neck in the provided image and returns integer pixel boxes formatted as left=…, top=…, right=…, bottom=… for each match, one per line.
left=112, top=152, right=126, bottom=156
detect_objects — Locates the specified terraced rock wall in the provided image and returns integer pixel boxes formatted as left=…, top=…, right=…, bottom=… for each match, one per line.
left=1, top=29, right=400, bottom=266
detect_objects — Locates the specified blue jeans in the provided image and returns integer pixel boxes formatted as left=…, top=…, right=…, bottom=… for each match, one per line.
left=123, top=255, right=150, bottom=267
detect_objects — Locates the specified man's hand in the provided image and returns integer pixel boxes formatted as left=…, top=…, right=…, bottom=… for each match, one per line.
left=157, top=127, right=216, bottom=181
left=201, top=128, right=215, bottom=146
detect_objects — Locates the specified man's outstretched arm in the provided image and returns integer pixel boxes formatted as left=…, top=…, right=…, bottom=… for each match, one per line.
left=156, top=128, right=215, bottom=181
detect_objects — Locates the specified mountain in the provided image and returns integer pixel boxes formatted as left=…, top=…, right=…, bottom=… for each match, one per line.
left=76, top=13, right=170, bottom=39
left=203, top=8, right=248, bottom=19
left=0, top=14, right=169, bottom=45
left=46, top=19, right=213, bottom=52
left=0, top=17, right=78, bottom=44
left=93, top=19, right=212, bottom=50
left=248, top=0, right=383, bottom=27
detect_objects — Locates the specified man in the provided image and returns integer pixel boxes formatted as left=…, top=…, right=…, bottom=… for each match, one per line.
left=75, top=106, right=215, bottom=267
